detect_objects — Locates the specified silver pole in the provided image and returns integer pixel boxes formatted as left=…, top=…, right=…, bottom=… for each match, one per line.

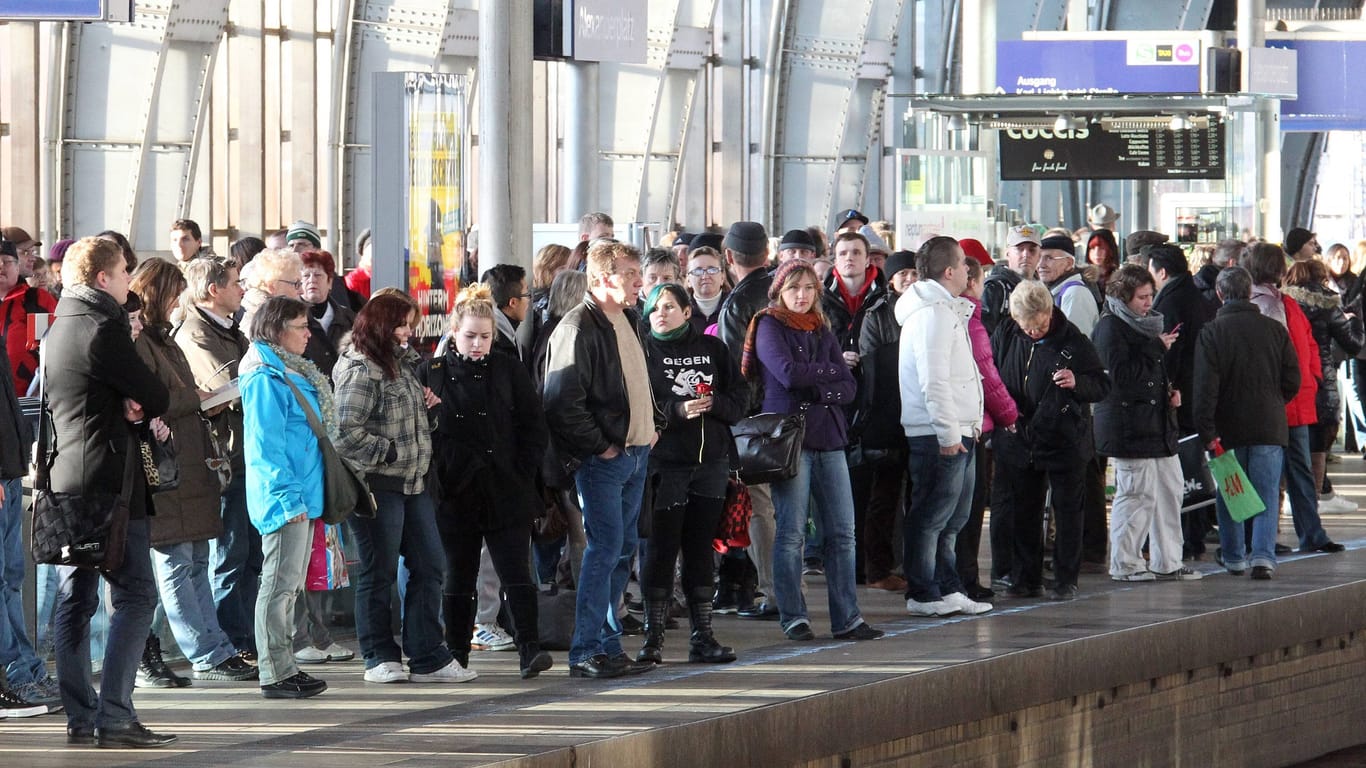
left=479, top=0, right=534, bottom=268
left=1237, top=0, right=1277, bottom=238
left=561, top=60, right=599, bottom=223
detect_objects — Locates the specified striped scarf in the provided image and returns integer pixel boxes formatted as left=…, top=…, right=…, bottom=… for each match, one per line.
left=739, top=306, right=824, bottom=379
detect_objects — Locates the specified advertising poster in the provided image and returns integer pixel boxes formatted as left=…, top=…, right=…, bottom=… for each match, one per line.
left=403, top=72, right=467, bottom=341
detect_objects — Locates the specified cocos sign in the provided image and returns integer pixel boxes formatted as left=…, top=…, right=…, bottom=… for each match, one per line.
left=1003, top=128, right=1091, bottom=140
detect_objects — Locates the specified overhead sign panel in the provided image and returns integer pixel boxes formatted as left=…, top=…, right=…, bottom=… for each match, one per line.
left=995, top=39, right=1203, bottom=95
left=0, top=0, right=103, bottom=19
left=999, top=125, right=1226, bottom=180
left=1267, top=39, right=1366, bottom=131
left=568, top=0, right=647, bottom=64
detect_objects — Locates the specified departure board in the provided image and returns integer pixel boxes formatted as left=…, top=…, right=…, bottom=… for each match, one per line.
left=999, top=124, right=1225, bottom=180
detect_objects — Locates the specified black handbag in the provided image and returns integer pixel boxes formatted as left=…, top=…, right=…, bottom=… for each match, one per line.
left=283, top=377, right=377, bottom=525
left=1177, top=433, right=1216, bottom=512
left=730, top=411, right=806, bottom=485
left=139, top=430, right=180, bottom=493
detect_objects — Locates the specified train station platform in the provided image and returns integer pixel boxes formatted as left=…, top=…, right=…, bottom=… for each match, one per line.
left=8, top=469, right=1366, bottom=768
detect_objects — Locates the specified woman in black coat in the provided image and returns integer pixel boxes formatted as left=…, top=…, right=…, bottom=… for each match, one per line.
left=420, top=283, right=553, bottom=679
left=635, top=284, right=748, bottom=665
left=1092, top=265, right=1195, bottom=582
left=990, top=280, right=1110, bottom=601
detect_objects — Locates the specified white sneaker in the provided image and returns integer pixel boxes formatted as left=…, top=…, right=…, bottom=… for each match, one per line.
left=293, top=646, right=329, bottom=665
left=363, top=661, right=409, bottom=683
left=942, top=591, right=993, bottom=615
left=471, top=623, right=515, bottom=651
left=1318, top=493, right=1359, bottom=514
left=319, top=642, right=355, bottom=662
left=1111, top=571, right=1156, bottom=582
left=906, top=598, right=962, bottom=617
left=410, top=659, right=477, bottom=684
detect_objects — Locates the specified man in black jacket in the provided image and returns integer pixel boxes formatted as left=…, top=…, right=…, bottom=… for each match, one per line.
left=1192, top=238, right=1244, bottom=309
left=980, top=225, right=1041, bottom=336
left=543, top=240, right=661, bottom=679
left=1194, top=266, right=1300, bottom=580
left=44, top=237, right=175, bottom=747
left=482, top=263, right=532, bottom=363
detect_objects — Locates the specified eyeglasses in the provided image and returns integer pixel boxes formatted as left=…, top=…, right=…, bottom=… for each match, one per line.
left=688, top=266, right=722, bottom=276
left=1040, top=253, right=1073, bottom=262
left=275, top=278, right=302, bottom=289
left=0, top=257, right=16, bottom=268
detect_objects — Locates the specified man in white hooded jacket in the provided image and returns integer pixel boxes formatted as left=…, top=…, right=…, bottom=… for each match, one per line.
left=896, top=236, right=988, bottom=618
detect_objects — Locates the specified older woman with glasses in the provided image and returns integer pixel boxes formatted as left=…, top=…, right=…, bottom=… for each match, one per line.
left=240, top=249, right=303, bottom=333
left=684, top=246, right=728, bottom=333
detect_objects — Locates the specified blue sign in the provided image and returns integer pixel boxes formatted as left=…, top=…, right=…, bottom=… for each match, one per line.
left=1267, top=40, right=1366, bottom=132
left=996, top=40, right=1202, bottom=95
left=0, top=0, right=103, bottom=19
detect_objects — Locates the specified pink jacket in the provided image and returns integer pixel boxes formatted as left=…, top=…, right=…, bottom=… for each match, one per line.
left=966, top=296, right=1019, bottom=434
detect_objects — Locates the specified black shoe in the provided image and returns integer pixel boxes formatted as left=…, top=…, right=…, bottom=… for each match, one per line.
left=965, top=584, right=996, bottom=601
left=1046, top=584, right=1078, bottom=602
left=737, top=602, right=780, bottom=620
left=1005, top=583, right=1043, bottom=598
left=609, top=652, right=654, bottom=675
left=568, top=654, right=627, bottom=679
left=784, top=622, right=815, bottom=641
left=1274, top=543, right=1292, bottom=555
left=67, top=726, right=96, bottom=745
left=1251, top=566, right=1274, bottom=580
left=261, top=671, right=327, bottom=699
left=618, top=614, right=645, bottom=636
left=95, top=722, right=178, bottom=749
left=136, top=636, right=191, bottom=689
left=236, top=649, right=258, bottom=666
left=1303, top=541, right=1346, bottom=553
left=194, top=655, right=260, bottom=681
left=802, top=558, right=824, bottom=576
left=833, top=623, right=885, bottom=641
left=0, top=686, right=46, bottom=719
left=519, top=649, right=554, bottom=680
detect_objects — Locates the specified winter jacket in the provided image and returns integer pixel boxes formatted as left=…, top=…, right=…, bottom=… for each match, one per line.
left=980, top=265, right=1023, bottom=337
left=717, top=268, right=773, bottom=366
left=1152, top=272, right=1215, bottom=433
left=1268, top=293, right=1322, bottom=428
left=302, top=297, right=357, bottom=379
left=44, top=287, right=170, bottom=522
left=753, top=314, right=858, bottom=452
left=1193, top=300, right=1300, bottom=448
left=1047, top=271, right=1101, bottom=338
left=894, top=280, right=983, bottom=446
left=0, top=347, right=30, bottom=479
left=643, top=324, right=748, bottom=466
left=173, top=306, right=250, bottom=475
left=852, top=291, right=904, bottom=451
left=1091, top=313, right=1179, bottom=459
left=688, top=291, right=726, bottom=335
left=1192, top=263, right=1222, bottom=308
left=990, top=307, right=1110, bottom=470
left=2, top=283, right=57, bottom=395
left=1283, top=283, right=1365, bottom=424
left=421, top=349, right=548, bottom=531
left=822, top=267, right=886, bottom=355
left=239, top=341, right=325, bottom=535
left=964, top=295, right=1018, bottom=435
left=333, top=346, right=433, bottom=495
left=135, top=323, right=224, bottom=546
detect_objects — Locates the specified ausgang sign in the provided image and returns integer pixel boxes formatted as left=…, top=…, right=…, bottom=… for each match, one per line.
left=570, top=0, right=647, bottom=64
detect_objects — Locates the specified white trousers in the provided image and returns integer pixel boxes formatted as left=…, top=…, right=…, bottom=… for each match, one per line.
left=1109, top=455, right=1185, bottom=576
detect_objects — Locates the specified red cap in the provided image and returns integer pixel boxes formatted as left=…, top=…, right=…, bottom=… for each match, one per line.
left=959, top=238, right=994, bottom=267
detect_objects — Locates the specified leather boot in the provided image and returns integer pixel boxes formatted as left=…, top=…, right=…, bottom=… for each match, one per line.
left=505, top=584, right=553, bottom=678
left=442, top=593, right=477, bottom=669
left=136, top=634, right=191, bottom=689
left=636, top=590, right=670, bottom=664
left=687, top=591, right=736, bottom=664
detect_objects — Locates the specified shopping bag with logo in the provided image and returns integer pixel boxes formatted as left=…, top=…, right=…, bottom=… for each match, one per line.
left=1178, top=434, right=1217, bottom=512
left=1207, top=442, right=1265, bottom=522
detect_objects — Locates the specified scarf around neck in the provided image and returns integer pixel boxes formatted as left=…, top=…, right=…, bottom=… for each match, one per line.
left=64, top=283, right=130, bottom=329
left=1104, top=295, right=1166, bottom=339
left=267, top=342, right=337, bottom=438
left=740, top=306, right=825, bottom=379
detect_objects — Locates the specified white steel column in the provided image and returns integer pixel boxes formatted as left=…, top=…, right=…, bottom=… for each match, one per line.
left=962, top=0, right=998, bottom=223
left=1238, top=0, right=1279, bottom=239
left=479, top=0, right=534, bottom=268
left=561, top=60, right=599, bottom=223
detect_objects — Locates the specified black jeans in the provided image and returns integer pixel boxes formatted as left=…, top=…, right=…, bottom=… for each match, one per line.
left=996, top=460, right=1086, bottom=590
left=956, top=441, right=991, bottom=589
left=860, top=453, right=906, bottom=583
left=437, top=502, right=537, bottom=653
left=1080, top=455, right=1108, bottom=564
left=642, top=461, right=727, bottom=599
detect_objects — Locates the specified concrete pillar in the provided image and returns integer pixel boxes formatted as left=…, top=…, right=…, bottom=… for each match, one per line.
left=478, top=0, right=534, bottom=269
left=561, top=60, right=598, bottom=224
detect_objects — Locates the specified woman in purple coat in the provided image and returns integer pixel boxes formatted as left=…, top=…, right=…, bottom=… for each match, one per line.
left=740, top=260, right=883, bottom=643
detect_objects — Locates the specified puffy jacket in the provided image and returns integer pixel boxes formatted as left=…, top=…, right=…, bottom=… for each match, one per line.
left=753, top=314, right=857, bottom=451
left=980, top=265, right=1022, bottom=337
left=1047, top=272, right=1101, bottom=337
left=237, top=341, right=324, bottom=535
left=964, top=295, right=1017, bottom=434
left=852, top=291, right=904, bottom=451
left=643, top=324, right=748, bottom=466
left=1281, top=294, right=1321, bottom=428
left=894, top=280, right=983, bottom=446
left=1283, top=283, right=1364, bottom=424
left=1193, top=300, right=1299, bottom=448
left=990, top=307, right=1110, bottom=470
left=333, top=346, right=432, bottom=495
left=0, top=345, right=32, bottom=480
left=1091, top=313, right=1178, bottom=458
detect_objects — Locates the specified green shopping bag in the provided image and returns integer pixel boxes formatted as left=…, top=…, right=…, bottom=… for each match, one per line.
left=1208, top=444, right=1266, bottom=522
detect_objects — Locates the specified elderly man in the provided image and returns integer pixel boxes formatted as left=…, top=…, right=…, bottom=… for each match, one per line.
left=1036, top=234, right=1100, bottom=337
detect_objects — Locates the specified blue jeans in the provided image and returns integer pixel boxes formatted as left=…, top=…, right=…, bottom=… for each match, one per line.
left=904, top=436, right=976, bottom=603
left=151, top=539, right=237, bottom=670
left=1215, top=445, right=1283, bottom=571
left=770, top=449, right=864, bottom=635
left=351, top=490, right=452, bottom=674
left=55, top=518, right=157, bottom=730
left=1, top=477, right=49, bottom=686
left=212, top=474, right=262, bottom=653
left=570, top=445, right=649, bottom=664
left=1283, top=425, right=1331, bottom=550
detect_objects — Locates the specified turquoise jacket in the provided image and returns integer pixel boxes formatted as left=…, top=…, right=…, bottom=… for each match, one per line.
left=240, top=341, right=325, bottom=535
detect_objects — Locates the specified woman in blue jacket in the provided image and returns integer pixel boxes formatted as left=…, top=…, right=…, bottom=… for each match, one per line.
left=740, top=260, right=883, bottom=643
left=240, top=296, right=327, bottom=700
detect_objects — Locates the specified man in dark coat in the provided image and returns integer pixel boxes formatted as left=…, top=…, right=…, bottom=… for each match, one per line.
left=1194, top=266, right=1300, bottom=580
left=44, top=237, right=175, bottom=747
left=1192, top=239, right=1244, bottom=308
left=980, top=225, right=1041, bottom=336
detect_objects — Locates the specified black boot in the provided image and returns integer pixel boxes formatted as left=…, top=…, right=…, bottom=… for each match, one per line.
left=687, top=592, right=736, bottom=664
left=713, top=557, right=743, bottom=614
left=136, top=634, right=191, bottom=689
left=442, top=593, right=477, bottom=669
left=636, top=591, right=670, bottom=664
left=505, top=584, right=553, bottom=679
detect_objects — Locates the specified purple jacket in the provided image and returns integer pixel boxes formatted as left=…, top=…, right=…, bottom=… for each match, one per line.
left=754, top=314, right=857, bottom=451
left=965, top=296, right=1018, bottom=434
